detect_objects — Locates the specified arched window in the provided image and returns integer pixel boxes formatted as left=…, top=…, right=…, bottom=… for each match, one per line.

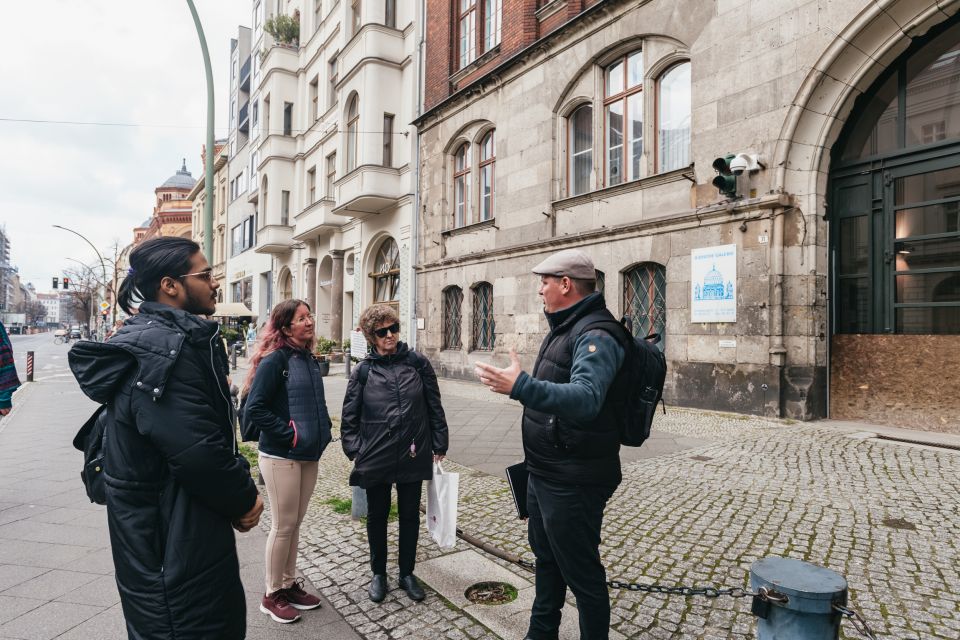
left=479, top=131, right=495, bottom=221
left=453, top=143, right=471, bottom=227
left=568, top=104, right=593, bottom=196
left=658, top=61, right=691, bottom=173
left=623, top=263, right=666, bottom=347
left=604, top=51, right=643, bottom=186
left=346, top=95, right=359, bottom=171
left=443, top=286, right=463, bottom=349
left=371, top=238, right=400, bottom=304
left=472, top=282, right=494, bottom=351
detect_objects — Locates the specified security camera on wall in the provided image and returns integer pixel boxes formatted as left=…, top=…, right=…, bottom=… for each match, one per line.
left=730, top=153, right=765, bottom=175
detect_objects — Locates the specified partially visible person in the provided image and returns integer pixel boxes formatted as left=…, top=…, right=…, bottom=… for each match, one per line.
left=0, top=321, right=21, bottom=416
left=475, top=248, right=627, bottom=640
left=246, top=323, right=258, bottom=355
left=243, top=299, right=331, bottom=624
left=68, top=237, right=263, bottom=640
left=341, top=304, right=449, bottom=603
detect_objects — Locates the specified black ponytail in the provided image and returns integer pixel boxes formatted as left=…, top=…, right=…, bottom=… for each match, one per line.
left=117, top=237, right=200, bottom=314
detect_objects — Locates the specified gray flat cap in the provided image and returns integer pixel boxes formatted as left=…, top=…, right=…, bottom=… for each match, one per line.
left=532, top=249, right=596, bottom=280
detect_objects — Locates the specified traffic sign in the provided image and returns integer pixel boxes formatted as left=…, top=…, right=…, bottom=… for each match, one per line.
left=99, top=301, right=110, bottom=311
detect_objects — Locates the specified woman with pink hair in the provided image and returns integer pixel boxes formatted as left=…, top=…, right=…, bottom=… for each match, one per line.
left=243, top=299, right=331, bottom=624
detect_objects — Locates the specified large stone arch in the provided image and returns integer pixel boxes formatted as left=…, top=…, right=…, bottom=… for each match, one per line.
left=774, top=0, right=960, bottom=207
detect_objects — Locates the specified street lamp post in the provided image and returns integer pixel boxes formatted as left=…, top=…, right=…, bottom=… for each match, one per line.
left=186, top=0, right=215, bottom=264
left=53, top=224, right=108, bottom=338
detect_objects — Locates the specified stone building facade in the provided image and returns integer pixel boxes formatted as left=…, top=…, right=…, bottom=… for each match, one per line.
left=414, top=0, right=960, bottom=432
left=237, top=0, right=420, bottom=346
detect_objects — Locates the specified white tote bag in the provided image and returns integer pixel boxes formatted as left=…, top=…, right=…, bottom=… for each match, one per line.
left=426, top=461, right=459, bottom=549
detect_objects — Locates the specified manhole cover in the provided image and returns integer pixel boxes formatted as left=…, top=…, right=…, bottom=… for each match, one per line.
left=464, top=581, right=518, bottom=605
left=881, top=517, right=916, bottom=531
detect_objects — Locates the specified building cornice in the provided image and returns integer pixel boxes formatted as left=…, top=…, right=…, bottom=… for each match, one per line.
left=418, top=192, right=792, bottom=273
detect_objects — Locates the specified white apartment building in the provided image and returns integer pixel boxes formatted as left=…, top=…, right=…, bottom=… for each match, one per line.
left=238, top=0, right=418, bottom=346
left=36, top=292, right=60, bottom=325
left=226, top=25, right=274, bottom=321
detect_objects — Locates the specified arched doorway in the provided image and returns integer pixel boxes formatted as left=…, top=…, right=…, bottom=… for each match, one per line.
left=829, top=17, right=960, bottom=430
left=277, top=267, right=293, bottom=301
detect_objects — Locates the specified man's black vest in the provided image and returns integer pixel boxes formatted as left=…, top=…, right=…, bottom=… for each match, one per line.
left=522, top=293, right=624, bottom=487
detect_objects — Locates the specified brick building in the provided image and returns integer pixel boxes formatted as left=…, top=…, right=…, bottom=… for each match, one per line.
left=413, top=0, right=960, bottom=432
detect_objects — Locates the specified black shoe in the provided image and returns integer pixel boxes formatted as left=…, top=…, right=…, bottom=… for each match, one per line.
left=368, top=574, right=387, bottom=603
left=398, top=574, right=425, bottom=601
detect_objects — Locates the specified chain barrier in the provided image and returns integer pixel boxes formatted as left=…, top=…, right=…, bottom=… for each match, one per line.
left=834, top=604, right=879, bottom=640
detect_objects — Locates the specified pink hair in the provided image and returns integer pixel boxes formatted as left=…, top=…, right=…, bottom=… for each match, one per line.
left=241, top=299, right=315, bottom=394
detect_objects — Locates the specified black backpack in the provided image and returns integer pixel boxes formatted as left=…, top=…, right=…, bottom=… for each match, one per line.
left=238, top=349, right=290, bottom=442
left=72, top=405, right=108, bottom=505
left=578, top=318, right=667, bottom=447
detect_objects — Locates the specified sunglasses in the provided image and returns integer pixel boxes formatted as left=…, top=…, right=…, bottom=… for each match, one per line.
left=178, top=270, right=214, bottom=282
left=374, top=322, right=400, bottom=338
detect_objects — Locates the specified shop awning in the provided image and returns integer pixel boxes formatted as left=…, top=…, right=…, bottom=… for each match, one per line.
left=213, top=302, right=253, bottom=317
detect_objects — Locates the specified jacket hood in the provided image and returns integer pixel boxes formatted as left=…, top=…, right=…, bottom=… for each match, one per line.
left=70, top=303, right=215, bottom=404
left=68, top=341, right=137, bottom=404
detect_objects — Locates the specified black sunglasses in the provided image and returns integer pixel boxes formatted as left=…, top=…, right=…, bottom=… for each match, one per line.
left=374, top=322, right=400, bottom=338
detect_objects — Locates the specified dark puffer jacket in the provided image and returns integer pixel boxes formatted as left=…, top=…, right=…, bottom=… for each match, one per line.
left=245, top=346, right=332, bottom=461
left=69, top=303, right=258, bottom=640
left=341, top=343, right=449, bottom=488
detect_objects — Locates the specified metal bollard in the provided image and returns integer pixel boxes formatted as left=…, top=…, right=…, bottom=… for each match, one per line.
left=26, top=351, right=34, bottom=382
left=345, top=354, right=352, bottom=377
left=351, top=485, right=368, bottom=521
left=231, top=343, right=239, bottom=371
left=750, top=557, right=847, bottom=639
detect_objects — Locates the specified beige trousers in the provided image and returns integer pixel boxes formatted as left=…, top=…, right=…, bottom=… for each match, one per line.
left=259, top=456, right=319, bottom=595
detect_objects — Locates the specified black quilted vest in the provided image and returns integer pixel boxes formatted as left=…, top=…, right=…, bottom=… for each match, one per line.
left=522, top=293, right=623, bottom=487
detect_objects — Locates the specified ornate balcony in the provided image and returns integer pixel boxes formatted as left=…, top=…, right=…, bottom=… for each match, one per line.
left=332, top=165, right=405, bottom=218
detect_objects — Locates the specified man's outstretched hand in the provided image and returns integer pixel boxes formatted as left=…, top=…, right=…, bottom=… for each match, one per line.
left=474, top=349, right=523, bottom=396
left=234, top=494, right=264, bottom=533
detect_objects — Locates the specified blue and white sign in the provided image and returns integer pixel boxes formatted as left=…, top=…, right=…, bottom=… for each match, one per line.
left=691, top=244, right=737, bottom=323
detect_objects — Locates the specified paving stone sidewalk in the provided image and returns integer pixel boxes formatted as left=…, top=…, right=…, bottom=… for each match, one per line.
left=273, top=363, right=960, bottom=640
left=0, top=335, right=357, bottom=640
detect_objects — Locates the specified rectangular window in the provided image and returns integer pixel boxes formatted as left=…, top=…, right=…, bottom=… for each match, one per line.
left=281, top=190, right=290, bottom=225
left=263, top=97, right=270, bottom=137
left=328, top=57, right=338, bottom=109
left=308, top=167, right=317, bottom=204
left=283, top=102, right=293, bottom=136
left=245, top=215, right=255, bottom=249
left=382, top=114, right=394, bottom=167
left=483, top=0, right=500, bottom=51
left=310, top=77, right=319, bottom=121
left=351, top=0, right=361, bottom=36
left=252, top=100, right=259, bottom=127
left=385, top=0, right=396, bottom=28
left=230, top=99, right=236, bottom=127
left=326, top=153, right=337, bottom=198
left=458, top=0, right=476, bottom=69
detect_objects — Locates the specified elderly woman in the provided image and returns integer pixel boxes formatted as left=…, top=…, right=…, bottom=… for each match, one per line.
left=341, top=304, right=449, bottom=603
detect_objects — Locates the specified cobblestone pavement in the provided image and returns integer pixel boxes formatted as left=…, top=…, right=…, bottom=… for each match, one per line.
left=250, top=367, right=960, bottom=639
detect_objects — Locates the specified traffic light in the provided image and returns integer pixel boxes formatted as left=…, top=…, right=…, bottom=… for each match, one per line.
left=62, top=277, right=70, bottom=290
left=52, top=277, right=59, bottom=290
left=711, top=155, right=738, bottom=199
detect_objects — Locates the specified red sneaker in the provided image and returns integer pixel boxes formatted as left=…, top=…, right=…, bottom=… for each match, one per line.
left=259, top=591, right=301, bottom=624
left=283, top=578, right=322, bottom=610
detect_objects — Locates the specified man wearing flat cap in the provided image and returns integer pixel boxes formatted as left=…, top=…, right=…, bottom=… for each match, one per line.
left=476, top=248, right=628, bottom=640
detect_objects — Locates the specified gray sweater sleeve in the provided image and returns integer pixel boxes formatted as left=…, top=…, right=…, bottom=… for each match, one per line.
left=509, top=330, right=625, bottom=421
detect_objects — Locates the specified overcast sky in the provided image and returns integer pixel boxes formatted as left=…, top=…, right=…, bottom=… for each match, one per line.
left=0, top=1, right=251, bottom=292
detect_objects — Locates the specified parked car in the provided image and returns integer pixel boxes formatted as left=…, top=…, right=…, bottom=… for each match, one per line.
left=69, top=328, right=82, bottom=340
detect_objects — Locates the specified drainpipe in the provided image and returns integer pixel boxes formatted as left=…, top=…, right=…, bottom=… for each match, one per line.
left=769, top=208, right=787, bottom=417
left=409, top=0, right=427, bottom=351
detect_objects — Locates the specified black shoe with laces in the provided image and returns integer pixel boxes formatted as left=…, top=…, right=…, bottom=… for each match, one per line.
left=398, top=574, right=425, bottom=601
left=368, top=574, right=388, bottom=603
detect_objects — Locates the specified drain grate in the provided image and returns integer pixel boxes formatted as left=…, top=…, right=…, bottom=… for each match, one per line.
left=881, top=517, right=917, bottom=531
left=874, top=435, right=960, bottom=452
left=464, top=581, right=518, bottom=605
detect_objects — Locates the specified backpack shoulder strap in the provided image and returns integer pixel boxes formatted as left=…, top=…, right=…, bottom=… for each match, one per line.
left=574, top=312, right=632, bottom=350
left=357, top=359, right=371, bottom=386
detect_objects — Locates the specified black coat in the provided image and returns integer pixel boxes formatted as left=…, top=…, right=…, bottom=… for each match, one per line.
left=69, top=303, right=258, bottom=640
left=341, top=343, right=449, bottom=488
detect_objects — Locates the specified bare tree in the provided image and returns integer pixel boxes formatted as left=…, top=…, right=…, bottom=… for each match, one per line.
left=62, top=265, right=100, bottom=329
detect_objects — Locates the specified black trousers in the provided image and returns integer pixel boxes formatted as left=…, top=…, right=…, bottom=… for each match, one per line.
left=365, top=481, right=423, bottom=577
left=526, top=473, right=616, bottom=640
